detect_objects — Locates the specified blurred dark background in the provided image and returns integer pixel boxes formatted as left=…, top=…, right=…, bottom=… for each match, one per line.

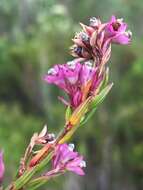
left=0, top=0, right=143, bottom=190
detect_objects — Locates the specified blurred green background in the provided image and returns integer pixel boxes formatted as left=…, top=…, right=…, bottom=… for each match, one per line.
left=0, top=0, right=143, bottom=190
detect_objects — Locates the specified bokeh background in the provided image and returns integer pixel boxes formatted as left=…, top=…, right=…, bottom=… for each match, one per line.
left=0, top=0, right=143, bottom=190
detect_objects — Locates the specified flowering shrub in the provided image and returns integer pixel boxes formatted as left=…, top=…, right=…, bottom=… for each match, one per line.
left=0, top=16, right=132, bottom=190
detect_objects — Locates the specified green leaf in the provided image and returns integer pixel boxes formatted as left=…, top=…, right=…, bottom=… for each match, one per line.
left=79, top=107, right=97, bottom=127
left=80, top=83, right=113, bottom=126
left=26, top=178, right=48, bottom=190
left=65, top=106, right=72, bottom=122
left=91, top=83, right=113, bottom=109
left=101, top=67, right=109, bottom=88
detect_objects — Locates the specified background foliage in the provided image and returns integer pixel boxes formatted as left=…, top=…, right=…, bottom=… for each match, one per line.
left=0, top=0, right=143, bottom=190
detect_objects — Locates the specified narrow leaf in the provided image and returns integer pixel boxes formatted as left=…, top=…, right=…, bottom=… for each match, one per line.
left=65, top=106, right=72, bottom=122
left=91, top=83, right=113, bottom=109
left=80, top=83, right=113, bottom=126
left=79, top=107, right=97, bottom=127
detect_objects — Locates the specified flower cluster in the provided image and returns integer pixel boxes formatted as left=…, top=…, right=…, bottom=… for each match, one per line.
left=44, top=61, right=103, bottom=108
left=71, top=15, right=131, bottom=60
left=44, top=16, right=131, bottom=110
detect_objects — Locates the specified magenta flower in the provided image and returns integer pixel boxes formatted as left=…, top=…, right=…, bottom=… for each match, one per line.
left=44, top=61, right=103, bottom=108
left=52, top=143, right=86, bottom=176
left=0, top=151, right=5, bottom=183
left=105, top=15, right=132, bottom=44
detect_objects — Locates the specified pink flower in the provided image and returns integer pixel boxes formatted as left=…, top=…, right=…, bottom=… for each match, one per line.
left=44, top=61, right=103, bottom=108
left=105, top=15, right=132, bottom=44
left=52, top=144, right=86, bottom=176
left=0, top=151, right=5, bottom=183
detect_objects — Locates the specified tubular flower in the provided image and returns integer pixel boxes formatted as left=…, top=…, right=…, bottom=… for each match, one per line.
left=51, top=143, right=86, bottom=176
left=0, top=151, right=5, bottom=183
left=44, top=61, right=103, bottom=108
left=105, top=15, right=132, bottom=44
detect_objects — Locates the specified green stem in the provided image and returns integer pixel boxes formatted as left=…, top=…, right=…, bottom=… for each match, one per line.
left=4, top=151, right=53, bottom=190
left=26, top=177, right=48, bottom=190
left=26, top=173, right=62, bottom=190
